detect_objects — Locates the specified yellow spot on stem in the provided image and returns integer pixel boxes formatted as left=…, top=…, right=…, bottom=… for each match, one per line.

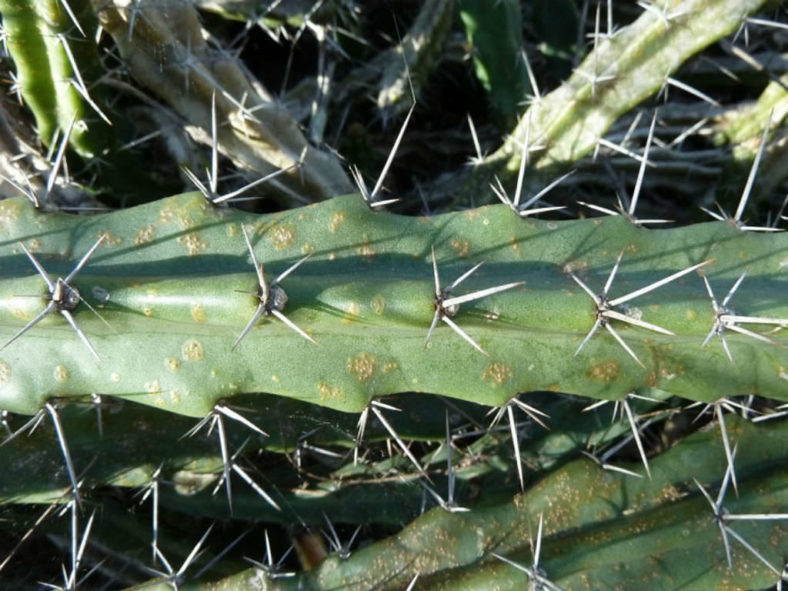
left=317, top=381, right=344, bottom=401
left=0, top=200, right=21, bottom=228
left=372, top=295, right=385, bottom=315
left=357, top=237, right=376, bottom=260
left=182, top=339, right=204, bottom=361
left=12, top=307, right=30, bottom=321
left=330, top=211, right=346, bottom=233
left=482, top=362, right=513, bottom=387
left=145, top=379, right=161, bottom=394
left=342, top=302, right=360, bottom=323
left=173, top=471, right=216, bottom=495
left=269, top=223, right=296, bottom=250
left=134, top=224, right=156, bottom=245
left=110, top=372, right=121, bottom=382
left=563, top=260, right=589, bottom=273
left=0, top=361, right=9, bottom=384
left=143, top=307, right=153, bottom=317
left=451, top=239, right=471, bottom=258
left=587, top=360, right=620, bottom=382
left=272, top=374, right=281, bottom=383
left=383, top=362, right=399, bottom=373
left=54, top=365, right=69, bottom=383
left=178, top=233, right=207, bottom=255
left=159, top=206, right=176, bottom=224
left=347, top=352, right=377, bottom=382
left=102, top=231, right=123, bottom=247
left=165, top=357, right=181, bottom=372
left=191, top=304, right=206, bottom=323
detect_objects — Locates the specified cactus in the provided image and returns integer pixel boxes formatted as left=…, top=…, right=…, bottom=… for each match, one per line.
left=0, top=0, right=786, bottom=589
left=0, top=190, right=785, bottom=418
left=191, top=415, right=788, bottom=590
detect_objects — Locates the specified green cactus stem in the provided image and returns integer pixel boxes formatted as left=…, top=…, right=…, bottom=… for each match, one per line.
left=0, top=0, right=112, bottom=158
left=1, top=390, right=663, bottom=520
left=149, top=415, right=788, bottom=590
left=0, top=192, right=784, bottom=418
left=443, top=0, right=776, bottom=201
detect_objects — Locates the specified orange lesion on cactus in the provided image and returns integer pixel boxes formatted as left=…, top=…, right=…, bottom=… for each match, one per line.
left=191, top=304, right=206, bottom=323
left=134, top=224, right=156, bottom=245
left=317, top=381, right=344, bottom=401
left=451, top=239, right=470, bottom=258
left=356, top=235, right=377, bottom=260
left=145, top=379, right=161, bottom=394
left=371, top=295, right=385, bottom=315
left=165, top=357, right=181, bottom=372
left=341, top=301, right=361, bottom=324
left=53, top=365, right=68, bottom=382
left=101, top=231, right=123, bottom=247
left=11, top=305, right=32, bottom=321
left=329, top=211, right=346, bottom=233
left=347, top=352, right=377, bottom=383
left=0, top=200, right=21, bottom=229
left=177, top=232, right=207, bottom=255
left=586, top=360, right=620, bottom=382
left=158, top=206, right=176, bottom=225
left=181, top=339, right=204, bottom=361
left=0, top=360, right=10, bottom=385
left=269, top=222, right=296, bottom=250
left=482, top=361, right=513, bottom=387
